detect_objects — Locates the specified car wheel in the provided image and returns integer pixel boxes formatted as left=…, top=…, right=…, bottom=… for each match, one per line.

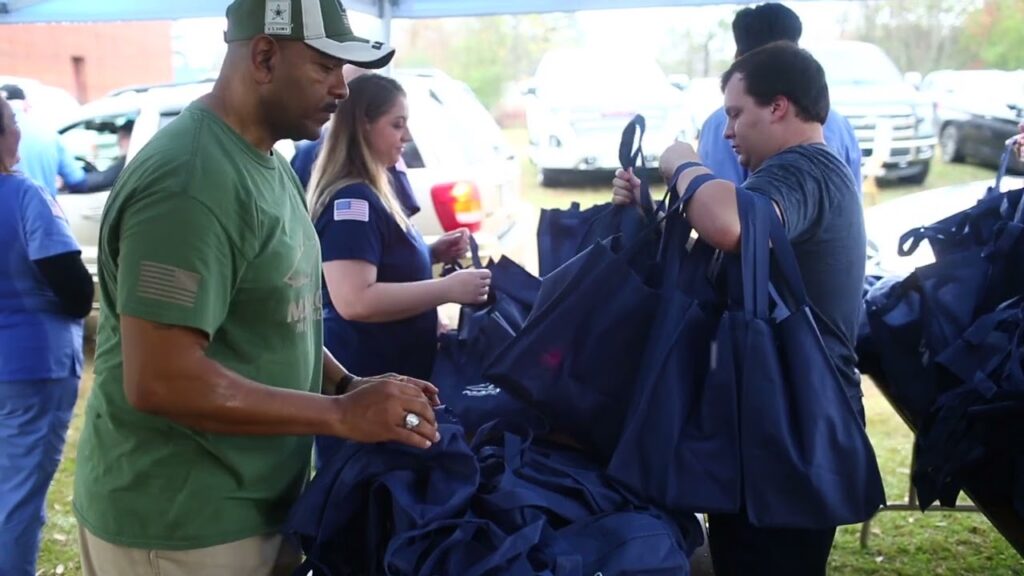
left=940, top=124, right=964, bottom=163
left=899, top=162, right=930, bottom=185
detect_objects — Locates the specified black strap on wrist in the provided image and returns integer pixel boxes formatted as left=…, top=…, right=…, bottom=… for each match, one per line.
left=669, top=161, right=705, bottom=191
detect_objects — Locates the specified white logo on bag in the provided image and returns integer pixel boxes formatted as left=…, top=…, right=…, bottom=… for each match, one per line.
left=265, top=0, right=293, bottom=34
left=462, top=383, right=501, bottom=397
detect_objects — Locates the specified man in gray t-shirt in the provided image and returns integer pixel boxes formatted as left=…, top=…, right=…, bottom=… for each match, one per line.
left=613, top=41, right=865, bottom=576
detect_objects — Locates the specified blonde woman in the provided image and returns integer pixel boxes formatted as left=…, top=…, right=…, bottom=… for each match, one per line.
left=308, top=74, right=490, bottom=412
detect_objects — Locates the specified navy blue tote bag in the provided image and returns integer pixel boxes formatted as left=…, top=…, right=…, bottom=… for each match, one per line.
left=733, top=189, right=886, bottom=529
left=536, top=115, right=656, bottom=276
left=448, top=236, right=541, bottom=356
left=866, top=155, right=1024, bottom=426
left=608, top=186, right=742, bottom=515
left=484, top=220, right=664, bottom=460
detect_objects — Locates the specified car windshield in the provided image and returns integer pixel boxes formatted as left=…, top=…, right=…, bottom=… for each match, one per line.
left=60, top=115, right=137, bottom=172
left=812, top=43, right=903, bottom=86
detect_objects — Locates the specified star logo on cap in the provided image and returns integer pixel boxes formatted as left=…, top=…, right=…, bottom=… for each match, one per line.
left=271, top=5, right=287, bottom=20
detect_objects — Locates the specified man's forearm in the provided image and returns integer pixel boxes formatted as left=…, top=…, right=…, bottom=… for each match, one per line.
left=673, top=164, right=742, bottom=252
left=140, top=355, right=346, bottom=436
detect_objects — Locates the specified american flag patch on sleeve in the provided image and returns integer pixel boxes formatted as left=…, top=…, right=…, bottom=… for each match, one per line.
left=334, top=198, right=370, bottom=222
left=137, top=261, right=201, bottom=307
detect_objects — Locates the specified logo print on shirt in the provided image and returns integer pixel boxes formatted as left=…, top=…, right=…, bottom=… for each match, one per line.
left=264, top=0, right=292, bottom=34
left=283, top=236, right=314, bottom=288
left=137, top=261, right=201, bottom=308
left=334, top=198, right=370, bottom=222
left=285, top=235, right=323, bottom=332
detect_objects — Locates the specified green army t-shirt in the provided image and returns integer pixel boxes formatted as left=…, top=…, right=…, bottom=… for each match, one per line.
left=74, top=101, right=324, bottom=549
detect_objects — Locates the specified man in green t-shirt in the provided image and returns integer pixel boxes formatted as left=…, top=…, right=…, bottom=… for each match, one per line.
left=73, top=1, right=441, bottom=574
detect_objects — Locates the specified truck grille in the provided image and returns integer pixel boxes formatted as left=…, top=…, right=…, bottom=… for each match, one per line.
left=847, top=114, right=918, bottom=155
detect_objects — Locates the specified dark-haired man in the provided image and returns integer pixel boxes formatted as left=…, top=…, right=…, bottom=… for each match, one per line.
left=697, top=3, right=861, bottom=190
left=613, top=41, right=866, bottom=576
left=74, top=1, right=441, bottom=574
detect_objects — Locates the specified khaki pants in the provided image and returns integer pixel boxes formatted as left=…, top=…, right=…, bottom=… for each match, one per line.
left=79, top=524, right=302, bottom=576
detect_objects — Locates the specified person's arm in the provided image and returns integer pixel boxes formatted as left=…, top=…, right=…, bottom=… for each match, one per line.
left=613, top=142, right=742, bottom=252
left=33, top=251, right=93, bottom=318
left=323, top=259, right=489, bottom=323
left=121, top=316, right=438, bottom=447
left=82, top=157, right=125, bottom=192
left=318, top=185, right=488, bottom=323
left=19, top=179, right=95, bottom=311
left=55, top=138, right=87, bottom=192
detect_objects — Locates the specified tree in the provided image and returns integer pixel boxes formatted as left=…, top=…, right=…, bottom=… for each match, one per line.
left=395, top=14, right=581, bottom=110
left=657, top=17, right=732, bottom=78
left=961, top=0, right=1024, bottom=69
left=846, top=0, right=979, bottom=73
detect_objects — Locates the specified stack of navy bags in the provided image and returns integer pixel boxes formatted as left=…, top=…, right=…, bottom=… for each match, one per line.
left=490, top=115, right=883, bottom=528
left=286, top=418, right=700, bottom=575
left=860, top=144, right=1024, bottom=515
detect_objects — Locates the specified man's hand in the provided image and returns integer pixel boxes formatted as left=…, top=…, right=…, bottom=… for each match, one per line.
left=332, top=374, right=442, bottom=449
left=611, top=168, right=643, bottom=206
left=658, top=141, right=701, bottom=182
left=431, top=228, right=470, bottom=264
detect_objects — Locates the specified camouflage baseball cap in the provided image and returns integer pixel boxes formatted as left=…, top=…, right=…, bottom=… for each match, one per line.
left=224, top=0, right=395, bottom=69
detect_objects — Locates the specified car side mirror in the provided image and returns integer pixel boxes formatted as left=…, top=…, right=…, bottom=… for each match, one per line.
left=904, top=71, right=923, bottom=90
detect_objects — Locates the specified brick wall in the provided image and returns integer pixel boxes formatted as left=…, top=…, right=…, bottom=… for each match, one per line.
left=0, top=22, right=174, bottom=103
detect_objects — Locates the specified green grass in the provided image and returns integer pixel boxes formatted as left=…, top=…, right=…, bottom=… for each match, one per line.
left=36, top=130, right=1021, bottom=575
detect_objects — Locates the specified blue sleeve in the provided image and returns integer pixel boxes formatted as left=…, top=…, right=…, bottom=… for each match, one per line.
left=743, top=156, right=823, bottom=243
left=19, top=179, right=80, bottom=260
left=291, top=139, right=322, bottom=190
left=56, top=138, right=87, bottom=190
left=825, top=112, right=862, bottom=195
left=697, top=108, right=747, bottom=185
left=316, top=183, right=389, bottom=266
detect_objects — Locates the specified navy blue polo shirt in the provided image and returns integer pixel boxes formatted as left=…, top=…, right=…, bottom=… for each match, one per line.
left=315, top=182, right=437, bottom=380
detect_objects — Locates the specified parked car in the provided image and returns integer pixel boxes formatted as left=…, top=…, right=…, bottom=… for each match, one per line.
left=920, top=69, right=1024, bottom=173
left=864, top=175, right=1024, bottom=277
left=809, top=41, right=937, bottom=184
left=55, top=69, right=526, bottom=292
left=523, top=48, right=689, bottom=186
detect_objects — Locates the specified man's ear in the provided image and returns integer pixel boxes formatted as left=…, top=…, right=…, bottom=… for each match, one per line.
left=250, top=36, right=280, bottom=85
left=770, top=96, right=791, bottom=122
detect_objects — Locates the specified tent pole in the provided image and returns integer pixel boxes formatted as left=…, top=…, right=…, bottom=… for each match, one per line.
left=379, top=0, right=392, bottom=44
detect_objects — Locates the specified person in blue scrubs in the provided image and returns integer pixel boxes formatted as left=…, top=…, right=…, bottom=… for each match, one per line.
left=0, top=94, right=94, bottom=576
left=696, top=4, right=862, bottom=191
left=306, top=74, right=491, bottom=461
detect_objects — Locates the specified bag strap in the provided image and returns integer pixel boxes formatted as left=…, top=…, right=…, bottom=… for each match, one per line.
left=992, top=137, right=1018, bottom=196
left=618, top=114, right=655, bottom=218
left=736, top=187, right=771, bottom=318
left=441, top=234, right=484, bottom=276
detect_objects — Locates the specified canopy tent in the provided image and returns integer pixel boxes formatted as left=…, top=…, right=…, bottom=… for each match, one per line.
left=0, top=0, right=732, bottom=25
